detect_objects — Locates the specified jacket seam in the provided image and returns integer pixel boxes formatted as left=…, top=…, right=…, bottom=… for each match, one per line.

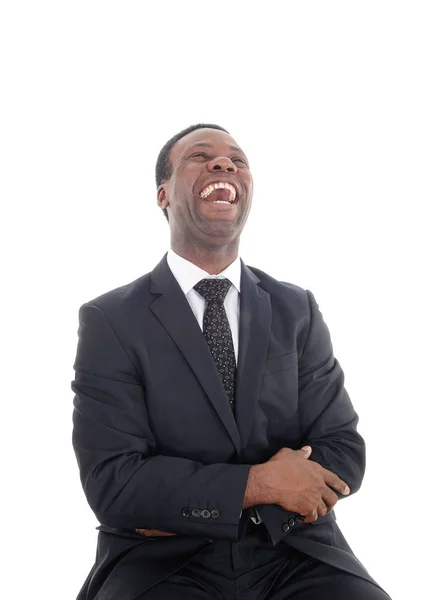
left=299, top=289, right=314, bottom=362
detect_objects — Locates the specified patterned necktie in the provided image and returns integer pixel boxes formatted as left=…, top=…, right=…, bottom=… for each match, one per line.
left=193, top=278, right=237, bottom=412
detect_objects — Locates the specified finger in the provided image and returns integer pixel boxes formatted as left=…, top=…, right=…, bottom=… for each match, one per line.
left=317, top=500, right=328, bottom=517
left=322, top=468, right=350, bottom=495
left=302, top=509, right=319, bottom=524
left=322, top=487, right=339, bottom=511
left=296, top=446, right=312, bottom=458
left=135, top=528, right=177, bottom=537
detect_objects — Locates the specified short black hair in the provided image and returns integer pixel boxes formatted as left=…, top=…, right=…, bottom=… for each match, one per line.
left=155, top=123, right=229, bottom=222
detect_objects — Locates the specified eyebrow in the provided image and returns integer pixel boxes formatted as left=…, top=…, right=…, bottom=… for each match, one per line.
left=189, top=142, right=243, bottom=153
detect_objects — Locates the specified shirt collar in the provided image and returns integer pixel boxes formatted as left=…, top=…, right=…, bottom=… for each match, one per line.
left=167, top=249, right=241, bottom=295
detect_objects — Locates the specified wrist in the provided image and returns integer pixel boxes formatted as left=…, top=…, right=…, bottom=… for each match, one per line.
left=243, top=463, right=274, bottom=508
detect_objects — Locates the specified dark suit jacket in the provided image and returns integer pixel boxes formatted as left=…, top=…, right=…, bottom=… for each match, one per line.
left=71, top=253, right=381, bottom=599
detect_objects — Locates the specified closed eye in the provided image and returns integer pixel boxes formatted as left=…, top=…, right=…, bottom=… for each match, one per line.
left=190, top=153, right=248, bottom=167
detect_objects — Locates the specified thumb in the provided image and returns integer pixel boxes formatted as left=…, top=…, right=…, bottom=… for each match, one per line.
left=298, top=445, right=312, bottom=457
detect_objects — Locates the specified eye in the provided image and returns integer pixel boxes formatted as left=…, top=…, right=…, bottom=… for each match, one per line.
left=233, top=157, right=248, bottom=165
left=191, top=152, right=209, bottom=159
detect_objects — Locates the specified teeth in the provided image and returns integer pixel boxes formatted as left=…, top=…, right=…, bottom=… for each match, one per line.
left=199, top=182, right=237, bottom=202
left=203, top=184, right=215, bottom=197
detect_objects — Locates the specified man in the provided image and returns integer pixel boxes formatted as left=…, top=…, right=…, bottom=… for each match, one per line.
left=72, top=124, right=391, bottom=599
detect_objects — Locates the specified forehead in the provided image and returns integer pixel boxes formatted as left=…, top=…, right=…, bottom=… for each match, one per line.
left=171, top=128, right=245, bottom=162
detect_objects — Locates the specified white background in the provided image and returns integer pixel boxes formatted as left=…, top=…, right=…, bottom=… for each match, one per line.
left=1, top=1, right=431, bottom=598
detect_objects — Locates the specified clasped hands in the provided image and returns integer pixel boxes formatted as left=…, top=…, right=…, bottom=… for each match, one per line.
left=135, top=445, right=350, bottom=537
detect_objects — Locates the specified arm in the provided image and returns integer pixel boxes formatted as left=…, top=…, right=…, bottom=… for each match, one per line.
left=255, top=289, right=366, bottom=545
left=72, top=302, right=251, bottom=541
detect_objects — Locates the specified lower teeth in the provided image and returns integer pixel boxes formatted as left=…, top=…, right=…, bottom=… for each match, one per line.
left=214, top=201, right=231, bottom=204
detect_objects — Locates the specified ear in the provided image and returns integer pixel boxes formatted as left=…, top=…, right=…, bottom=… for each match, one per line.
left=157, top=183, right=169, bottom=211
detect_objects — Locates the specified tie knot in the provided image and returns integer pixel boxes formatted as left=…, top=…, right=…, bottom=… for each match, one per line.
left=194, top=278, right=232, bottom=304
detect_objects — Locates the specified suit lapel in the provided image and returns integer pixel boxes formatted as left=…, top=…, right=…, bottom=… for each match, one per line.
left=235, top=261, right=272, bottom=447
left=149, top=254, right=271, bottom=454
left=149, top=254, right=242, bottom=454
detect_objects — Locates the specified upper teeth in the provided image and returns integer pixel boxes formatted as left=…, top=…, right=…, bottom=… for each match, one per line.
left=200, top=182, right=236, bottom=203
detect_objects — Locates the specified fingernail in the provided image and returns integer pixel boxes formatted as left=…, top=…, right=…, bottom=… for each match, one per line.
left=344, top=486, right=350, bottom=494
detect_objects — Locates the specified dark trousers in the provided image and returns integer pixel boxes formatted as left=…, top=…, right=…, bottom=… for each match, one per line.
left=138, top=522, right=391, bottom=599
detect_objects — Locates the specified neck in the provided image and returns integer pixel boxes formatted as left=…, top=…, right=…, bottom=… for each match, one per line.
left=171, top=241, right=239, bottom=274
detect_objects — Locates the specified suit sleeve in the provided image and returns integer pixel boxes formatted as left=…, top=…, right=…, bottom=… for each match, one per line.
left=255, top=289, right=366, bottom=546
left=71, top=302, right=251, bottom=541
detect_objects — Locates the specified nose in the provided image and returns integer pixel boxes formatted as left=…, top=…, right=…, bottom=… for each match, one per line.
left=207, top=156, right=238, bottom=174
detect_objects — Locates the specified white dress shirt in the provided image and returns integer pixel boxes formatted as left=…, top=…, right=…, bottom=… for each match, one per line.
left=167, top=248, right=241, bottom=362
left=166, top=249, right=263, bottom=526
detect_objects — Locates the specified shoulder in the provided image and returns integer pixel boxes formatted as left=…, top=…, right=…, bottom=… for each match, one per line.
left=78, top=271, right=152, bottom=318
left=245, top=263, right=311, bottom=309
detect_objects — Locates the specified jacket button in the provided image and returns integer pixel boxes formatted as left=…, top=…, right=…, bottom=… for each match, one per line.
left=288, top=518, right=295, bottom=527
left=182, top=507, right=192, bottom=517
left=295, top=515, right=304, bottom=523
left=192, top=508, right=201, bottom=517
left=211, top=509, right=220, bottom=519
left=201, top=509, right=211, bottom=519
left=205, top=537, right=214, bottom=543
left=283, top=522, right=290, bottom=532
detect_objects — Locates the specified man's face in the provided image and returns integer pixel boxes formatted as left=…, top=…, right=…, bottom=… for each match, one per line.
left=158, top=128, right=253, bottom=245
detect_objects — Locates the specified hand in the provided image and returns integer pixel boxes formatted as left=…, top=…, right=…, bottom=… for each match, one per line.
left=266, top=445, right=350, bottom=523
left=135, top=528, right=177, bottom=537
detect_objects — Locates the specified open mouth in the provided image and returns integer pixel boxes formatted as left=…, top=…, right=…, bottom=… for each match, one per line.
left=199, top=182, right=237, bottom=204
